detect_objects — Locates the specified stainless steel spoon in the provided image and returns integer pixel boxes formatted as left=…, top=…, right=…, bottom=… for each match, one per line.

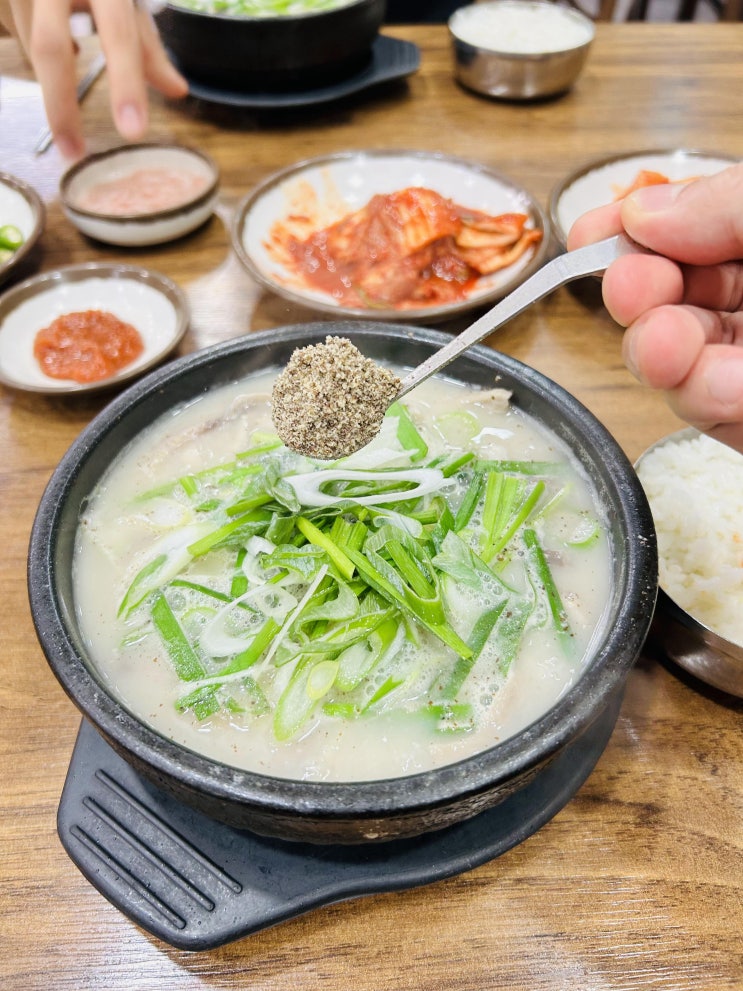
left=273, top=234, right=644, bottom=460
left=396, top=233, right=643, bottom=400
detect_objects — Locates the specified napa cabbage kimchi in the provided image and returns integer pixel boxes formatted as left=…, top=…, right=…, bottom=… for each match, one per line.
left=272, top=186, right=543, bottom=310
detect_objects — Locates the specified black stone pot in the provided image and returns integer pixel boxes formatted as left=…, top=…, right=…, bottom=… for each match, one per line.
left=28, top=323, right=658, bottom=844
left=154, top=0, right=387, bottom=92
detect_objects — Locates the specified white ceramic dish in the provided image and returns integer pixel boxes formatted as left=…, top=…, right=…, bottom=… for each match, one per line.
left=60, top=143, right=219, bottom=247
left=0, top=263, right=189, bottom=394
left=550, top=149, right=739, bottom=248
left=0, top=172, right=45, bottom=287
left=232, top=150, right=549, bottom=322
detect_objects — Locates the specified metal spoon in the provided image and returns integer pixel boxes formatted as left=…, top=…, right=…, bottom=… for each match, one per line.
left=396, top=233, right=643, bottom=400
left=273, top=234, right=643, bottom=460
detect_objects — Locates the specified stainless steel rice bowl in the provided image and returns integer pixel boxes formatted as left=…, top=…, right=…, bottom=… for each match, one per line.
left=636, top=428, right=743, bottom=698
left=449, top=0, right=595, bottom=101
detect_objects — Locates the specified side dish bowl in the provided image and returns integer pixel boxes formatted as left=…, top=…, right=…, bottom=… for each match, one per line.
left=449, top=0, right=595, bottom=101
left=154, top=0, right=386, bottom=92
left=60, top=143, right=219, bottom=247
left=28, top=324, right=657, bottom=844
left=232, top=149, right=549, bottom=322
left=0, top=262, right=189, bottom=394
left=635, top=428, right=743, bottom=698
left=549, top=149, right=739, bottom=250
left=0, top=171, right=45, bottom=287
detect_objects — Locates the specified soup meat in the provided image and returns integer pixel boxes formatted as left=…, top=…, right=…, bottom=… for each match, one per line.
left=74, top=371, right=613, bottom=782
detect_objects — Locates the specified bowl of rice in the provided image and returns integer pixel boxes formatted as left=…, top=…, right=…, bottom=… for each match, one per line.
left=635, top=428, right=743, bottom=697
left=448, top=0, right=595, bottom=101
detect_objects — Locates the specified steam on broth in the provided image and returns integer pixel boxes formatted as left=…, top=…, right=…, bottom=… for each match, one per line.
left=73, top=370, right=613, bottom=782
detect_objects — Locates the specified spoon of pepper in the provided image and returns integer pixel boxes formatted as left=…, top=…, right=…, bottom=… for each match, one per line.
left=271, top=234, right=644, bottom=460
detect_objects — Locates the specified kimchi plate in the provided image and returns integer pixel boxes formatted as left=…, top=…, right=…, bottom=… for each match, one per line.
left=233, top=151, right=549, bottom=321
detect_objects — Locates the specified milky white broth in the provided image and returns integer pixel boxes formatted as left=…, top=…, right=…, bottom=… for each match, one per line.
left=73, top=370, right=613, bottom=782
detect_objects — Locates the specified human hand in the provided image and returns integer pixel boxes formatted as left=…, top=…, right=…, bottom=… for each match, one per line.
left=10, top=0, right=188, bottom=160
left=568, top=163, right=743, bottom=454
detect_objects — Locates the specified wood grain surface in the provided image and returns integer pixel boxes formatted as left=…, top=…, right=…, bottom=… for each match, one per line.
left=1, top=23, right=742, bottom=991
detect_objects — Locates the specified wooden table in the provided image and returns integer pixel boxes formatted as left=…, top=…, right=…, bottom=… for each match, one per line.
left=2, top=22, right=742, bottom=990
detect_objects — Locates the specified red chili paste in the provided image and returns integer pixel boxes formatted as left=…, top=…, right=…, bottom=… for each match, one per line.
left=33, top=309, right=144, bottom=383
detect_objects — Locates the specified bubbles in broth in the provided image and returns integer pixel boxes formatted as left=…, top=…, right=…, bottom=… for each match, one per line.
left=73, top=370, right=613, bottom=782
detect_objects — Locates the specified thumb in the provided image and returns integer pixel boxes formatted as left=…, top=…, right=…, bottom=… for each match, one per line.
left=620, top=163, right=743, bottom=266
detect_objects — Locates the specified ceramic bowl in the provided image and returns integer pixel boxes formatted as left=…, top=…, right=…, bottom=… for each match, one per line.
left=449, top=0, right=594, bottom=101
left=60, top=143, right=219, bottom=247
left=28, top=324, right=657, bottom=844
left=635, top=428, right=743, bottom=698
left=0, top=262, right=189, bottom=394
left=154, top=0, right=386, bottom=92
left=0, top=172, right=45, bottom=287
left=232, top=149, right=549, bottom=322
left=549, top=149, right=739, bottom=251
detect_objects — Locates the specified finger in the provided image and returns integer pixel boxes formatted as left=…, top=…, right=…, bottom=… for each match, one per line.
left=622, top=305, right=709, bottom=390
left=681, top=260, right=743, bottom=314
left=704, top=421, right=743, bottom=455
left=566, top=201, right=624, bottom=251
left=666, top=344, right=743, bottom=440
left=620, top=163, right=743, bottom=266
left=137, top=5, right=189, bottom=97
left=7, top=0, right=33, bottom=51
left=624, top=306, right=743, bottom=453
left=90, top=0, right=148, bottom=139
left=601, top=254, right=684, bottom=327
left=604, top=255, right=743, bottom=318
left=28, top=0, right=85, bottom=160
left=624, top=302, right=743, bottom=389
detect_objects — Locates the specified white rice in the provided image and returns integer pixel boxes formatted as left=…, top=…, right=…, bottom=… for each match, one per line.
left=449, top=1, right=594, bottom=55
left=637, top=432, right=743, bottom=646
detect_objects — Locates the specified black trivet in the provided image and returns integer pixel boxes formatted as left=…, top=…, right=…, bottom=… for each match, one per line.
left=58, top=693, right=620, bottom=951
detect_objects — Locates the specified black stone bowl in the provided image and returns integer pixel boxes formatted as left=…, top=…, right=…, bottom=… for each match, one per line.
left=154, top=0, right=387, bottom=92
left=28, top=323, right=658, bottom=844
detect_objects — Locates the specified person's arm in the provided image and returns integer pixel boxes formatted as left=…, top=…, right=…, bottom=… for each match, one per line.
left=568, top=164, right=743, bottom=454
left=8, top=0, right=187, bottom=159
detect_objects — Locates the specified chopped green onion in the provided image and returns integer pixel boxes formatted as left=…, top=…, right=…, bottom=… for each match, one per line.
left=523, top=528, right=572, bottom=646
left=0, top=224, right=23, bottom=251
left=388, top=401, right=428, bottom=461
left=151, top=591, right=206, bottom=681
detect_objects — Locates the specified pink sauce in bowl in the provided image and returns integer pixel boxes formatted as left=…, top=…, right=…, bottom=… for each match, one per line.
left=75, top=168, right=211, bottom=217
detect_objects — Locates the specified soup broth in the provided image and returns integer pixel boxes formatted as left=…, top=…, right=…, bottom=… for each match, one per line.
left=74, top=370, right=613, bottom=782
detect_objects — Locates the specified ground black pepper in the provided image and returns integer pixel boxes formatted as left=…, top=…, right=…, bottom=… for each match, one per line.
left=271, top=336, right=401, bottom=460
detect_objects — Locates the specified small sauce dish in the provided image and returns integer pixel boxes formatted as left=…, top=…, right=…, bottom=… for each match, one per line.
left=60, top=143, right=219, bottom=247
left=449, top=0, right=595, bottom=101
left=0, top=172, right=45, bottom=287
left=0, top=262, right=189, bottom=394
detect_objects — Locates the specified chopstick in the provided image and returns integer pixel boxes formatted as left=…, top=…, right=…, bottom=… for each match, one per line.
left=33, top=52, right=106, bottom=156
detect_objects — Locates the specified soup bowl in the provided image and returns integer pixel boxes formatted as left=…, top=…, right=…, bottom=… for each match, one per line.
left=154, top=0, right=387, bottom=92
left=28, top=324, right=657, bottom=844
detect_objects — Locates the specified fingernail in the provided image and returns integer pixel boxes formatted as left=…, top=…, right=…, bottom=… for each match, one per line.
left=56, top=133, right=84, bottom=161
left=116, top=102, right=145, bottom=139
left=705, top=360, right=743, bottom=407
left=628, top=182, right=685, bottom=213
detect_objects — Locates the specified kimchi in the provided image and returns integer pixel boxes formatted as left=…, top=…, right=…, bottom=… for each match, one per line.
left=268, top=186, right=542, bottom=310
left=612, top=169, right=698, bottom=201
